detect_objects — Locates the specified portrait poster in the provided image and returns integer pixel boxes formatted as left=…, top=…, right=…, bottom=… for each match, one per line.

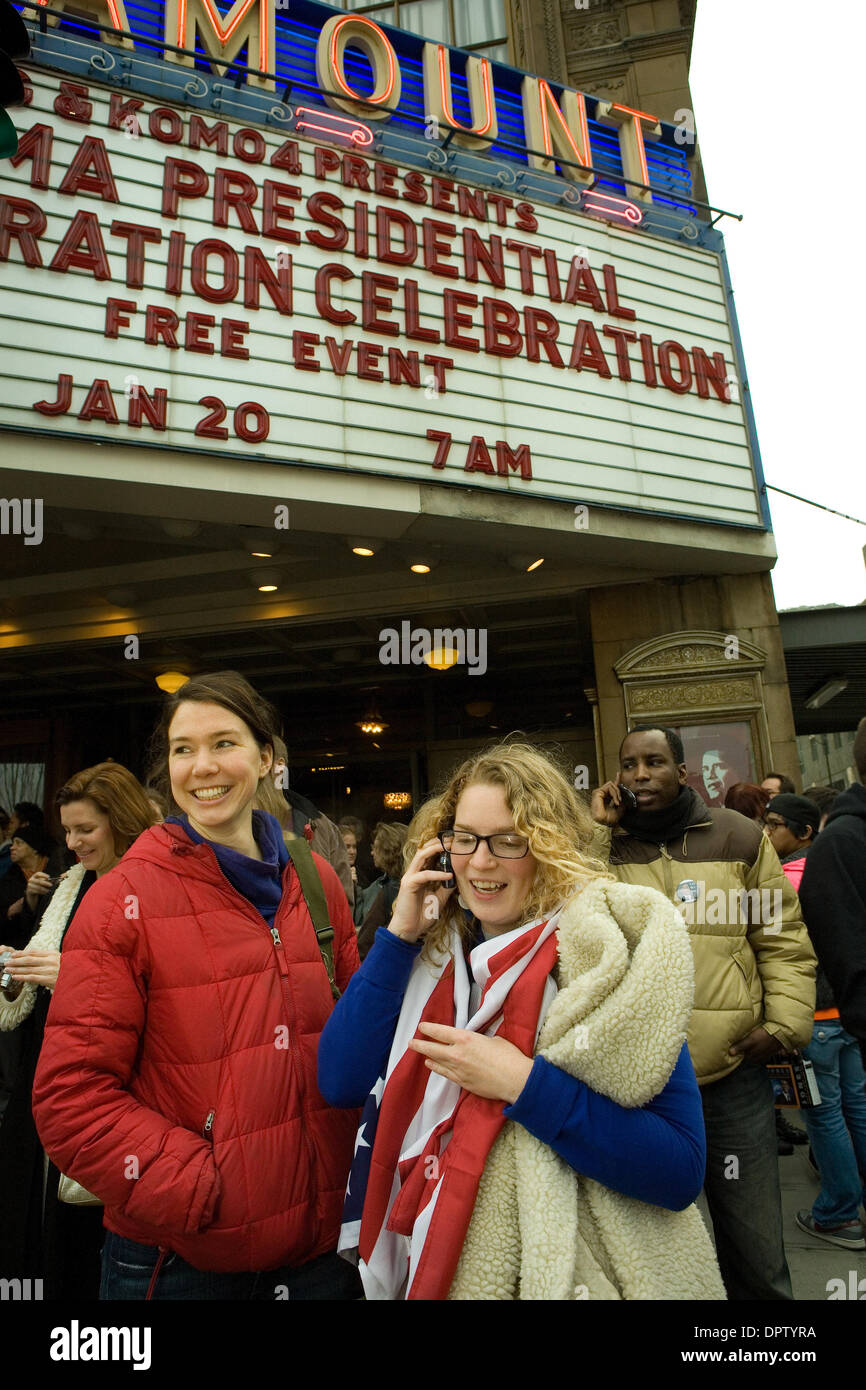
left=675, top=722, right=756, bottom=808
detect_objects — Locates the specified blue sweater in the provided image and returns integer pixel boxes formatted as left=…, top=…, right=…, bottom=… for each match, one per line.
left=318, top=927, right=706, bottom=1211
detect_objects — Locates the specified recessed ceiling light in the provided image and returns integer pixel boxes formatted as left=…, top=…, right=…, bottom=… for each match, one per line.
left=411, top=563, right=431, bottom=574
left=155, top=671, right=190, bottom=693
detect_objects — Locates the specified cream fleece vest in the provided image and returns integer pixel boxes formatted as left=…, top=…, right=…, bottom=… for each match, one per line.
left=0, top=863, right=86, bottom=1032
left=448, top=879, right=726, bottom=1301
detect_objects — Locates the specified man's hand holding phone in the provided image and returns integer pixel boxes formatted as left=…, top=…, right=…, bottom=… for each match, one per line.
left=590, top=782, right=636, bottom=826
left=388, top=838, right=456, bottom=944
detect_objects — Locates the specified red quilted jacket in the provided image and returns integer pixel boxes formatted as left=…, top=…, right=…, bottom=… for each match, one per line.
left=32, top=822, right=360, bottom=1273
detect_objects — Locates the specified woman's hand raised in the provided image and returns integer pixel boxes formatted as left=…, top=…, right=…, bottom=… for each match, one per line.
left=387, top=838, right=456, bottom=945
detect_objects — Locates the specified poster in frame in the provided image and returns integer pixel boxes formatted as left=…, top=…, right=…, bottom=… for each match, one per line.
left=674, top=721, right=757, bottom=809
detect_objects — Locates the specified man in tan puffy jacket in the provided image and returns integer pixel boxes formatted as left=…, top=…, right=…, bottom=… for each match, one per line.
left=592, top=725, right=816, bottom=1301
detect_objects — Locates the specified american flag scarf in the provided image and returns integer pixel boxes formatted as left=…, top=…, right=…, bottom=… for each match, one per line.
left=338, top=913, right=561, bottom=1300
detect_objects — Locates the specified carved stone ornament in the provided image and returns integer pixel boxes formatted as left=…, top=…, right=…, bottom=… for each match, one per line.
left=614, top=631, right=768, bottom=681
left=629, top=679, right=755, bottom=713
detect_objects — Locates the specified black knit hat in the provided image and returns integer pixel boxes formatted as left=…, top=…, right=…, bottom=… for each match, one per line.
left=12, top=823, right=53, bottom=857
left=767, top=794, right=822, bottom=835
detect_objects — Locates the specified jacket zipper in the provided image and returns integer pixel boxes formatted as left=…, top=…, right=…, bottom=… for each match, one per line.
left=270, top=926, right=295, bottom=1039
left=203, top=1110, right=215, bottom=1142
left=270, top=918, right=320, bottom=1241
left=658, top=843, right=674, bottom=898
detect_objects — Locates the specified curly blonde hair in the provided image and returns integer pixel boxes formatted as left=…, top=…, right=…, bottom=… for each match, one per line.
left=406, top=739, right=612, bottom=960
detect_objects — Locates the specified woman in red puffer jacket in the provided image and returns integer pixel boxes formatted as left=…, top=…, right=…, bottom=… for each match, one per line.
left=32, top=671, right=361, bottom=1301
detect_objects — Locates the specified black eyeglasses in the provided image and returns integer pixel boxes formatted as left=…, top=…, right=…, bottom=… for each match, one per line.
left=441, top=829, right=531, bottom=859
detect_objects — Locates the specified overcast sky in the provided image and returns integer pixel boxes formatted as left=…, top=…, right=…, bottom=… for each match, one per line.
left=689, top=0, right=866, bottom=611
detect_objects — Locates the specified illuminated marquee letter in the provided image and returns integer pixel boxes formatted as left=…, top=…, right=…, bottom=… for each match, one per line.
left=521, top=78, right=592, bottom=186
left=24, top=0, right=134, bottom=49
left=422, top=44, right=497, bottom=149
left=316, top=14, right=401, bottom=120
left=596, top=102, right=661, bottom=203
left=164, top=0, right=275, bottom=91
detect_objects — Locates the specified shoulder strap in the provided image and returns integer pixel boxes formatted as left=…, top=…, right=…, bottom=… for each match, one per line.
left=284, top=836, right=341, bottom=1001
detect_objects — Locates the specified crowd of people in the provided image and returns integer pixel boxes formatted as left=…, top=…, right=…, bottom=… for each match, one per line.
left=0, top=676, right=863, bottom=1302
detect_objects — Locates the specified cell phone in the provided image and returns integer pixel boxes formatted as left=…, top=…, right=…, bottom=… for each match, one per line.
left=616, top=784, right=638, bottom=812
left=436, top=850, right=455, bottom=889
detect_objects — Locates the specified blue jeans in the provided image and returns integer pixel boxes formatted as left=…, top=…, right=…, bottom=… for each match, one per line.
left=700, top=1060, right=792, bottom=1300
left=100, top=1233, right=363, bottom=1301
left=802, top=1020, right=866, bottom=1225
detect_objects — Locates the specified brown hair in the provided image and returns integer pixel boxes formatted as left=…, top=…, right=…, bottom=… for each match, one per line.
left=147, top=670, right=281, bottom=803
left=255, top=772, right=291, bottom=829
left=723, top=782, right=771, bottom=820
left=371, top=821, right=408, bottom=879
left=56, top=762, right=157, bottom=855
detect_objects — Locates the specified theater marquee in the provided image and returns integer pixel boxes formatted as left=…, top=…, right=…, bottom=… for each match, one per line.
left=0, top=21, right=763, bottom=527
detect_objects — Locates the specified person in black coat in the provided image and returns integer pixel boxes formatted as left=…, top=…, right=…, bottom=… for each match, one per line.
left=799, top=718, right=866, bottom=1067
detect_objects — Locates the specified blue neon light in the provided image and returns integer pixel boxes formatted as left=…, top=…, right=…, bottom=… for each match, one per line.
left=15, top=0, right=693, bottom=208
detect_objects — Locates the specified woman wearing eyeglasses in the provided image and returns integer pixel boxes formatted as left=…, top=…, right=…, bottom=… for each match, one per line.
left=318, top=741, right=725, bottom=1301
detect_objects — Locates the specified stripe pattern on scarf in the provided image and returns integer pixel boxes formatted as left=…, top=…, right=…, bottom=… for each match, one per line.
left=339, top=913, right=561, bottom=1300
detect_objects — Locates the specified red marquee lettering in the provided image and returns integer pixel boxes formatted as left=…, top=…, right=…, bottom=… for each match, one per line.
left=58, top=136, right=119, bottom=202
left=443, top=288, right=479, bottom=351
left=244, top=246, right=292, bottom=314
left=233, top=128, right=266, bottom=163
left=190, top=239, right=239, bottom=304
left=496, top=441, right=532, bottom=479
left=214, top=169, right=260, bottom=234
left=388, top=348, right=420, bottom=387
left=463, top=228, right=504, bottom=288
left=569, top=320, right=612, bottom=377
left=10, top=124, right=53, bottom=188
left=262, top=180, right=301, bottom=241
left=375, top=206, right=417, bottom=266
left=78, top=378, right=118, bottom=423
left=110, top=221, right=162, bottom=288
left=108, top=94, right=144, bottom=132
left=422, top=218, right=459, bottom=278
left=524, top=307, right=564, bottom=367
left=104, top=297, right=137, bottom=338
left=692, top=346, right=730, bottom=402
left=563, top=260, right=605, bottom=312
left=49, top=210, right=110, bottom=279
left=603, top=325, right=637, bottom=381
left=361, top=271, right=400, bottom=336
left=185, top=312, right=216, bottom=354
left=54, top=82, right=91, bottom=122
left=482, top=299, right=522, bottom=357
left=325, top=337, right=354, bottom=374
left=315, top=263, right=355, bottom=324
left=0, top=196, right=46, bottom=266
left=357, top=341, right=384, bottom=381
left=221, top=319, right=250, bottom=359
left=128, top=385, right=168, bottom=430
left=162, top=158, right=209, bottom=218
left=658, top=340, right=693, bottom=394
left=189, top=115, right=229, bottom=154
left=145, top=305, right=180, bottom=348
left=148, top=107, right=184, bottom=143
left=465, top=435, right=495, bottom=474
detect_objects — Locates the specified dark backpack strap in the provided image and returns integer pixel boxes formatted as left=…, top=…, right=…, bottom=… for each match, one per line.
left=284, top=836, right=341, bottom=1001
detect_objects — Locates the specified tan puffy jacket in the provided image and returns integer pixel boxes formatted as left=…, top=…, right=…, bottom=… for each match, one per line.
left=597, top=790, right=816, bottom=1085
